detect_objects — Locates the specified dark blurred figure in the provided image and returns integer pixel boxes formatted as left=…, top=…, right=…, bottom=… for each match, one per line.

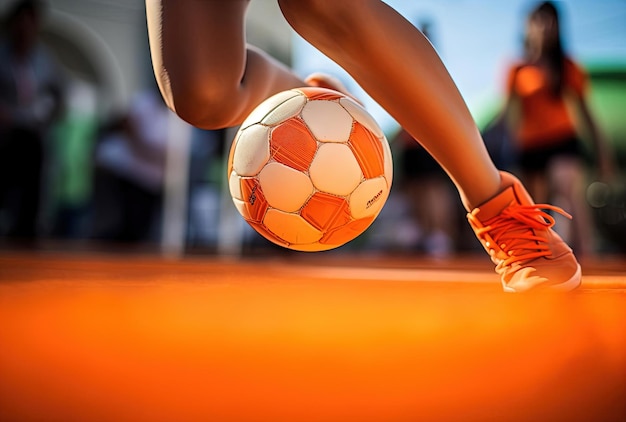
left=0, top=0, right=65, bottom=241
left=497, top=1, right=614, bottom=257
left=392, top=127, right=459, bottom=257
left=48, top=80, right=98, bottom=239
left=186, top=127, right=228, bottom=250
left=91, top=88, right=168, bottom=244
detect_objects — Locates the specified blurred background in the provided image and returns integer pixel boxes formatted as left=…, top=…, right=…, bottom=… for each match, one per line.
left=0, top=0, right=624, bottom=259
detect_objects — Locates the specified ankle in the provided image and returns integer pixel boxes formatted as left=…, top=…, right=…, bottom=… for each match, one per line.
left=461, top=171, right=505, bottom=211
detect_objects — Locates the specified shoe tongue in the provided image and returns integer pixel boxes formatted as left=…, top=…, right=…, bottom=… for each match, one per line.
left=476, top=186, right=517, bottom=221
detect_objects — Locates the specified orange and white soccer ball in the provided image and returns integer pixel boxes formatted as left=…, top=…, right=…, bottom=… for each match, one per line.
left=227, top=87, right=393, bottom=251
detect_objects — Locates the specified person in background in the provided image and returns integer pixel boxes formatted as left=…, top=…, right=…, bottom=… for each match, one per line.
left=498, top=1, right=614, bottom=258
left=0, top=0, right=65, bottom=241
left=392, top=126, right=458, bottom=258
left=92, top=86, right=169, bottom=244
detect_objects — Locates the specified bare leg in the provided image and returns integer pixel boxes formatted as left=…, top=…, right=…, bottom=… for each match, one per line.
left=277, top=0, right=500, bottom=208
left=146, top=0, right=305, bottom=129
left=550, top=157, right=594, bottom=257
left=147, top=0, right=500, bottom=207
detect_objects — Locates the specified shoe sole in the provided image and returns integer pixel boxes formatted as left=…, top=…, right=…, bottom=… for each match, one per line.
left=503, top=264, right=582, bottom=293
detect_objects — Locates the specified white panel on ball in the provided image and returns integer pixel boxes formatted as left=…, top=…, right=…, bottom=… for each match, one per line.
left=259, top=162, right=313, bottom=212
left=382, top=137, right=394, bottom=185
left=264, top=209, right=322, bottom=244
left=233, top=125, right=271, bottom=176
left=301, top=101, right=353, bottom=142
left=340, top=97, right=384, bottom=138
left=349, top=176, right=389, bottom=219
left=309, top=143, right=362, bottom=196
left=262, top=95, right=306, bottom=126
left=228, top=171, right=243, bottom=201
left=231, top=197, right=247, bottom=218
left=240, top=90, right=302, bottom=129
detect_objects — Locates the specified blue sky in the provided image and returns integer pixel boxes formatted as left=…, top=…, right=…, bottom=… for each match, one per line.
left=291, top=0, right=626, bottom=134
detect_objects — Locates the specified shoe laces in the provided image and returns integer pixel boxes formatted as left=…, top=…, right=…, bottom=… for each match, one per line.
left=472, top=203, right=571, bottom=266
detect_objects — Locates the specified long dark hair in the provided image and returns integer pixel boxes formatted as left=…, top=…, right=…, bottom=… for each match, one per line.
left=525, top=1, right=566, bottom=96
left=4, top=0, right=45, bottom=24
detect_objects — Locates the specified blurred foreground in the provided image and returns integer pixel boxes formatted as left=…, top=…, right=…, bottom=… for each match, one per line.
left=1, top=251, right=625, bottom=422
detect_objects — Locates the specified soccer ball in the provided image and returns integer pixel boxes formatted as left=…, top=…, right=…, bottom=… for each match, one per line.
left=227, top=87, right=393, bottom=251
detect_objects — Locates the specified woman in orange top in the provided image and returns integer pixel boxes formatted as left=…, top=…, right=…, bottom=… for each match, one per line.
left=501, top=1, right=613, bottom=257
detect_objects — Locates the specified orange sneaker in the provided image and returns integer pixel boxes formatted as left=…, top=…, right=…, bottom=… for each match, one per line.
left=467, top=172, right=581, bottom=292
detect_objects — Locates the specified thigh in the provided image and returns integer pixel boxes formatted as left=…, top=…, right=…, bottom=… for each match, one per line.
left=146, top=0, right=304, bottom=129
left=146, top=0, right=249, bottom=106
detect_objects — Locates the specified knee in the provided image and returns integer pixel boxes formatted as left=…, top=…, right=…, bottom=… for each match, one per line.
left=167, top=83, right=243, bottom=130
left=170, top=90, right=237, bottom=130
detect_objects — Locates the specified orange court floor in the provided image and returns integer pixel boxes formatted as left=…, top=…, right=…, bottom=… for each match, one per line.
left=0, top=250, right=625, bottom=422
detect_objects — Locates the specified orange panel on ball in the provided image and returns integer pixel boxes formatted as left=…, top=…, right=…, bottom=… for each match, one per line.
left=239, top=178, right=269, bottom=223
left=321, top=216, right=375, bottom=246
left=270, top=118, right=318, bottom=172
left=297, top=87, right=344, bottom=101
left=247, top=221, right=290, bottom=248
left=350, top=122, right=385, bottom=178
left=301, top=192, right=352, bottom=231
